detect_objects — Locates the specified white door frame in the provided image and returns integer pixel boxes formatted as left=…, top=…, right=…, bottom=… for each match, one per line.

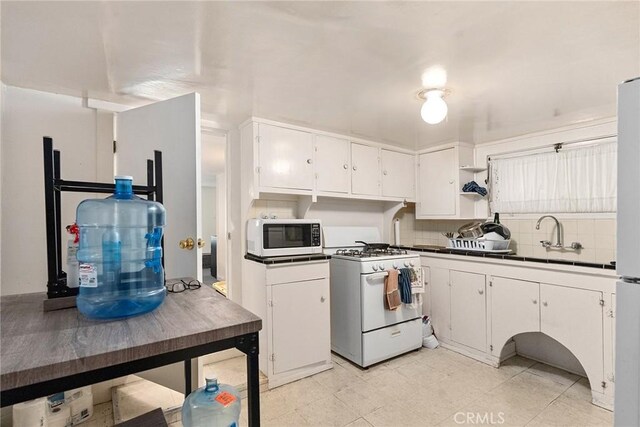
left=201, top=122, right=232, bottom=299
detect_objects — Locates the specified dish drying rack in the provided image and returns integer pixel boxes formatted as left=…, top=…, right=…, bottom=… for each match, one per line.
left=447, top=238, right=511, bottom=252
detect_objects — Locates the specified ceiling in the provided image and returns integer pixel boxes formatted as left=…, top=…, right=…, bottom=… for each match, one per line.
left=2, top=1, right=639, bottom=149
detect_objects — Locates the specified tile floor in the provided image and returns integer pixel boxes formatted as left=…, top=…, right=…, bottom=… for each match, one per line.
left=86, top=347, right=614, bottom=427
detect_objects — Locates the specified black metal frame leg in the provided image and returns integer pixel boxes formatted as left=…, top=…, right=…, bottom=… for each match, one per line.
left=236, top=332, right=260, bottom=427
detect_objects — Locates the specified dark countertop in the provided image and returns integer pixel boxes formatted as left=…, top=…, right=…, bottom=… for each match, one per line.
left=393, top=245, right=616, bottom=270
left=245, top=253, right=331, bottom=265
left=1, top=279, right=262, bottom=391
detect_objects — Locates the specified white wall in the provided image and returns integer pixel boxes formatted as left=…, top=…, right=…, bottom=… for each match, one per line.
left=0, top=85, right=113, bottom=295
left=202, top=185, right=217, bottom=242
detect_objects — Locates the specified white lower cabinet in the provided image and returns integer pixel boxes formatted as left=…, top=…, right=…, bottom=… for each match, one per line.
left=243, top=259, right=332, bottom=388
left=421, top=254, right=616, bottom=410
left=269, top=278, right=330, bottom=374
left=540, top=283, right=604, bottom=393
left=450, top=270, right=487, bottom=352
left=490, top=277, right=540, bottom=357
left=429, top=266, right=451, bottom=341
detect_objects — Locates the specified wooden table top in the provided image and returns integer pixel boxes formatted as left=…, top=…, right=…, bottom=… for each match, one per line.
left=1, top=279, right=262, bottom=391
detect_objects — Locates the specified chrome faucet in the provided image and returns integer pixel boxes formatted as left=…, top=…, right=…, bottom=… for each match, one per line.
left=536, top=215, right=563, bottom=248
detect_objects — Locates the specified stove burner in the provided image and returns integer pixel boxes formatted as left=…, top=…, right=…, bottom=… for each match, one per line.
left=335, top=248, right=408, bottom=258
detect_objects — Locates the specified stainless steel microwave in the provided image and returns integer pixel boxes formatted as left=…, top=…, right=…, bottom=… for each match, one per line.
left=246, top=219, right=322, bottom=257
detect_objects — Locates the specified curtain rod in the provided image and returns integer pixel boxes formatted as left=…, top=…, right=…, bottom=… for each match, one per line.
left=488, top=134, right=616, bottom=162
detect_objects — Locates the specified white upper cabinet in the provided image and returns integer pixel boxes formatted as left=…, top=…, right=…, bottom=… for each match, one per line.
left=381, top=149, right=415, bottom=199
left=315, top=135, right=350, bottom=194
left=351, top=143, right=381, bottom=196
left=416, top=143, right=478, bottom=219
left=417, top=148, right=456, bottom=217
left=241, top=119, right=421, bottom=202
left=257, top=124, right=314, bottom=191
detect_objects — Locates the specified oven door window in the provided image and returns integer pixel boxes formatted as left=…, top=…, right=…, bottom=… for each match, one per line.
left=263, top=224, right=311, bottom=249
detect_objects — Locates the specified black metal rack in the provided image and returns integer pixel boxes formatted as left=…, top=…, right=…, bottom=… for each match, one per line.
left=43, top=136, right=164, bottom=299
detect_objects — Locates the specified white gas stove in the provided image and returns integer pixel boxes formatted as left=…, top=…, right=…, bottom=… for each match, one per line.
left=324, top=227, right=423, bottom=367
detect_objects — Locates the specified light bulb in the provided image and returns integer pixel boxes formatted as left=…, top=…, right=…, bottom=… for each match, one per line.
left=420, top=90, right=448, bottom=124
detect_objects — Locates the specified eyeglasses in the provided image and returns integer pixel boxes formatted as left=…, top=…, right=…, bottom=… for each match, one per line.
left=165, top=279, right=202, bottom=293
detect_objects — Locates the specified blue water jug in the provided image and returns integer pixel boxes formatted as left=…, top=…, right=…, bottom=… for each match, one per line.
left=76, top=176, right=166, bottom=320
left=182, top=378, right=241, bottom=427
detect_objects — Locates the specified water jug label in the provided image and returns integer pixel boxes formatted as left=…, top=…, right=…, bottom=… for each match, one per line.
left=215, top=391, right=237, bottom=407
left=79, top=264, right=98, bottom=287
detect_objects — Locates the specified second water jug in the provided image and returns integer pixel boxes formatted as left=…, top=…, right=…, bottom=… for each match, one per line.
left=76, top=176, right=166, bottom=319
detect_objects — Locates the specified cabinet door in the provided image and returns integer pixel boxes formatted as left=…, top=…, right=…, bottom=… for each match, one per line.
left=417, top=149, right=456, bottom=217
left=270, top=278, right=330, bottom=374
left=381, top=149, right=415, bottom=199
left=422, top=267, right=431, bottom=317
left=351, top=143, right=380, bottom=196
left=450, top=270, right=486, bottom=352
left=490, top=277, right=540, bottom=357
left=315, top=135, right=350, bottom=193
left=258, top=124, right=314, bottom=190
left=540, top=284, right=604, bottom=388
left=429, top=267, right=451, bottom=341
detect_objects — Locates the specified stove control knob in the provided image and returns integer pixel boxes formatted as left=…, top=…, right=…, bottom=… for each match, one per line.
left=379, top=263, right=385, bottom=271
left=372, top=264, right=378, bottom=271
left=392, top=262, right=398, bottom=269
left=409, top=260, right=415, bottom=267
left=404, top=261, right=410, bottom=267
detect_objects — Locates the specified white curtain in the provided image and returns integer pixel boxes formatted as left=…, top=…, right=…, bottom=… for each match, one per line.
left=490, top=142, right=617, bottom=213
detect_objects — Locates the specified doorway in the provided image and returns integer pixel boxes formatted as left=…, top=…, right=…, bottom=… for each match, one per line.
left=200, top=128, right=228, bottom=296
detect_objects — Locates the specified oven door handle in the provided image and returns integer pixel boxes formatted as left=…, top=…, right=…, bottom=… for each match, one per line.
left=365, top=272, right=389, bottom=283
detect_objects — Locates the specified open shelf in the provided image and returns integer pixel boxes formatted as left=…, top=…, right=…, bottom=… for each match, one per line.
left=459, top=165, right=487, bottom=173
left=459, top=192, right=485, bottom=197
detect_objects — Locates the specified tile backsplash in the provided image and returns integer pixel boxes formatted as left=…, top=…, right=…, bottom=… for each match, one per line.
left=395, top=206, right=616, bottom=264
left=249, top=199, right=298, bottom=220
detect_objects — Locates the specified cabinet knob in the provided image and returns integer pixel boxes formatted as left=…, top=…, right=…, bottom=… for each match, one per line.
left=353, top=166, right=357, bottom=171
left=542, top=301, right=548, bottom=307
left=383, top=170, right=388, bottom=176
left=449, top=180, right=454, bottom=184
left=320, top=296, right=326, bottom=303
left=533, top=299, right=538, bottom=304
left=307, top=158, right=313, bottom=164
left=478, top=289, right=484, bottom=295
left=343, top=164, right=348, bottom=170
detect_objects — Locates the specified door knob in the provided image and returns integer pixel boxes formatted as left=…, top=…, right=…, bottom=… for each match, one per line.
left=533, top=299, right=538, bottom=304
left=353, top=165, right=357, bottom=171
left=478, top=289, right=484, bottom=295
left=179, top=237, right=195, bottom=250
left=542, top=301, right=548, bottom=307
left=343, top=164, right=348, bottom=170
left=320, top=296, right=326, bottom=303
left=197, top=238, right=205, bottom=249
left=307, top=158, right=313, bottom=164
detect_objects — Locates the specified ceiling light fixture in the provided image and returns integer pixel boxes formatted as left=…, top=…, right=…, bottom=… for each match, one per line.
left=417, top=88, right=449, bottom=125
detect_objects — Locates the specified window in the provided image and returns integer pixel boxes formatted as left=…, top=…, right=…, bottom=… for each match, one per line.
left=489, top=141, right=617, bottom=214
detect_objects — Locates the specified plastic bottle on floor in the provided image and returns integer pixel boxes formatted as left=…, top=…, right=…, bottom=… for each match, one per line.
left=182, top=378, right=241, bottom=427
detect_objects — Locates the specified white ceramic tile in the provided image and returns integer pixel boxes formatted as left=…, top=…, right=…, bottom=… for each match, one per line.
left=594, top=219, right=616, bottom=236
left=296, top=396, right=359, bottom=427
left=83, top=402, right=115, bottom=427
left=498, top=355, right=537, bottom=376
left=345, top=417, right=375, bottom=427
left=526, top=362, right=581, bottom=387
left=594, top=248, right=615, bottom=264
left=264, top=409, right=310, bottom=426
left=311, top=362, right=367, bottom=393
left=527, top=395, right=612, bottom=427
left=334, top=381, right=388, bottom=417
left=364, top=400, right=427, bottom=427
